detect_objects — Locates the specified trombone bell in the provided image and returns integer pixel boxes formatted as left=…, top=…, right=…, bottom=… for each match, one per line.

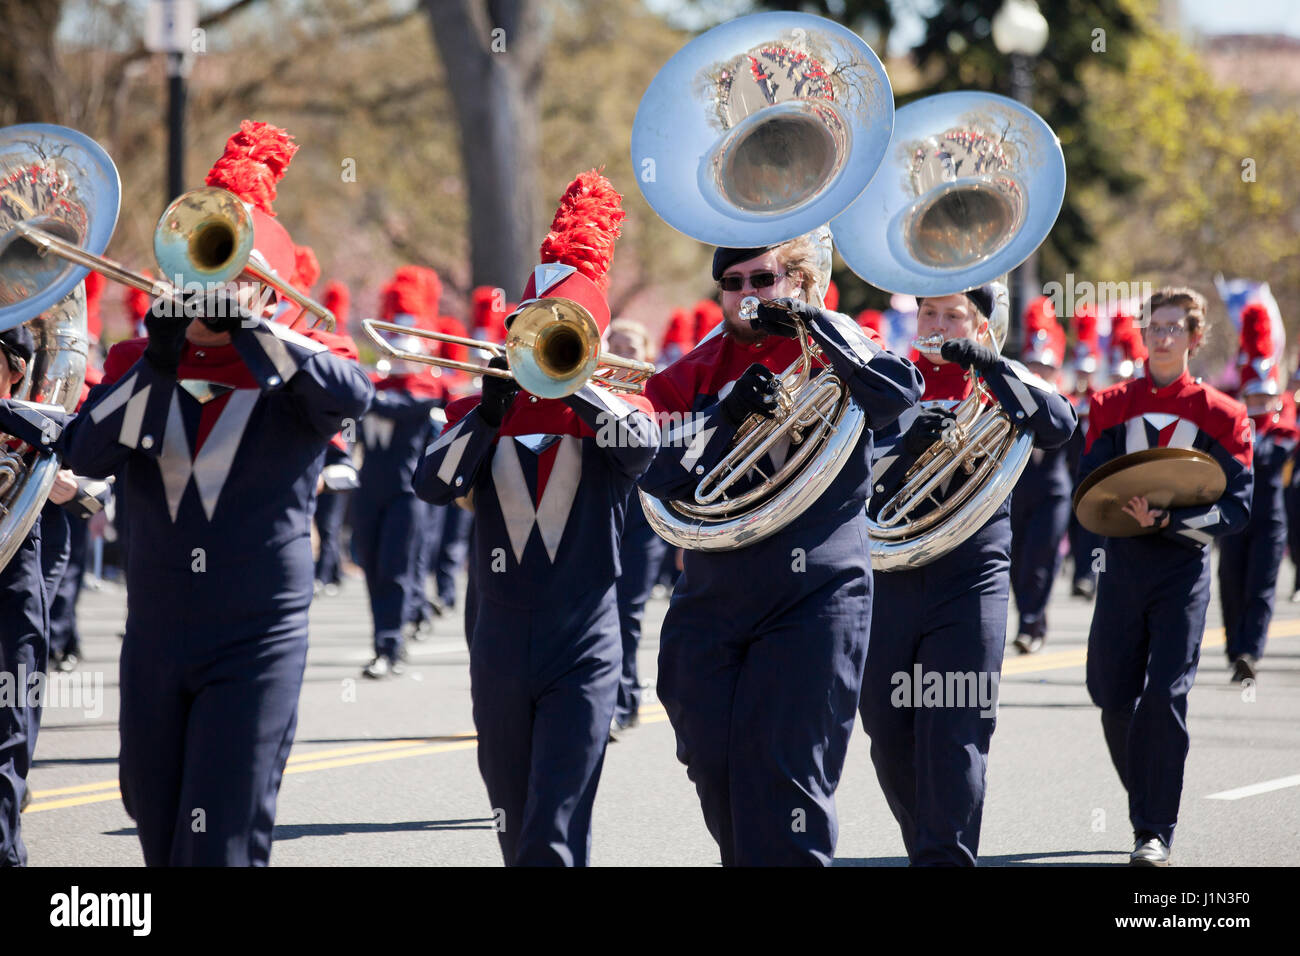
left=154, top=187, right=255, bottom=286
left=505, top=298, right=600, bottom=400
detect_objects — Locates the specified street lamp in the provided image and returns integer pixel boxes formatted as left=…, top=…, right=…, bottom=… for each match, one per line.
left=992, top=0, right=1048, bottom=356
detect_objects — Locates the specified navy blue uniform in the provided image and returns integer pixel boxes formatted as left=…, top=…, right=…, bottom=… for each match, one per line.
left=612, top=494, right=670, bottom=727
left=640, top=311, right=922, bottom=866
left=352, top=373, right=442, bottom=663
left=1218, top=411, right=1295, bottom=662
left=0, top=399, right=68, bottom=865
left=314, top=443, right=356, bottom=588
left=1080, top=369, right=1252, bottom=848
left=1010, top=441, right=1073, bottom=640
left=414, top=382, right=658, bottom=865
left=862, top=357, right=1075, bottom=865
left=60, top=320, right=373, bottom=866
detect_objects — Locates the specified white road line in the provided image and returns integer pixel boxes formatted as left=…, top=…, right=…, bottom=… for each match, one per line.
left=1206, top=774, right=1300, bottom=801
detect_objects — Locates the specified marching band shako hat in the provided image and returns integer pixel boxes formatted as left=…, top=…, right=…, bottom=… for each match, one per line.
left=204, top=120, right=300, bottom=299
left=322, top=280, right=350, bottom=328
left=471, top=286, right=509, bottom=343
left=662, top=307, right=694, bottom=353
left=1238, top=302, right=1279, bottom=397
left=1108, top=308, right=1146, bottom=379
left=507, top=169, right=627, bottom=336
left=84, top=268, right=106, bottom=343
left=1022, top=296, right=1064, bottom=368
left=1072, top=304, right=1101, bottom=376
left=693, top=299, right=724, bottom=342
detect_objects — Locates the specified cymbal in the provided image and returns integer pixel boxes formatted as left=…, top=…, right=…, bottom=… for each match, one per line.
left=1073, top=447, right=1226, bottom=538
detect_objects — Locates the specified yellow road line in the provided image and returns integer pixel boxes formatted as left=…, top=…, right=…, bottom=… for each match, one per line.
left=1002, top=618, right=1300, bottom=676
left=25, top=619, right=1294, bottom=813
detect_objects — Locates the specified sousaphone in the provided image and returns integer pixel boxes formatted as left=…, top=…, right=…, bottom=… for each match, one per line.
left=0, top=124, right=113, bottom=571
left=831, top=92, right=1067, bottom=570
left=630, top=11, right=895, bottom=550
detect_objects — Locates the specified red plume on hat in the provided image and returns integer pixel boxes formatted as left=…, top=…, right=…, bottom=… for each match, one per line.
left=83, top=269, right=106, bottom=343
left=512, top=170, right=625, bottom=336
left=125, top=279, right=152, bottom=329
left=823, top=279, right=840, bottom=313
left=1239, top=302, right=1278, bottom=396
left=694, top=299, right=724, bottom=342
left=537, top=170, right=626, bottom=291
left=204, top=121, right=298, bottom=217
left=470, top=286, right=507, bottom=343
left=1070, top=304, right=1102, bottom=374
left=204, top=120, right=299, bottom=288
left=323, top=280, right=350, bottom=327
left=292, top=245, right=320, bottom=294
left=381, top=267, right=429, bottom=324
left=663, top=307, right=694, bottom=352
left=856, top=308, right=884, bottom=335
left=1024, top=296, right=1057, bottom=335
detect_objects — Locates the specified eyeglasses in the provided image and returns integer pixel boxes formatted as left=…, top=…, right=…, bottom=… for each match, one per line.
left=1146, top=323, right=1189, bottom=339
left=718, top=271, right=789, bottom=293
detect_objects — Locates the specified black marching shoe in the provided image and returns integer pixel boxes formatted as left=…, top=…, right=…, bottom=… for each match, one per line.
left=1229, top=655, right=1257, bottom=684
left=1072, top=577, right=1096, bottom=599
left=1129, top=833, right=1171, bottom=867
left=1014, top=634, right=1045, bottom=655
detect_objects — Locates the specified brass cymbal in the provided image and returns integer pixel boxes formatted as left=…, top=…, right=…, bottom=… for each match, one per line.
left=1073, top=447, right=1226, bottom=538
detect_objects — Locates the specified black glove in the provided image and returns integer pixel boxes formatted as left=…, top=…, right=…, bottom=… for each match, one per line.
left=940, top=338, right=1000, bottom=374
left=141, top=298, right=190, bottom=376
left=476, top=356, right=519, bottom=428
left=195, top=291, right=257, bottom=336
left=721, top=363, right=780, bottom=426
left=751, top=297, right=820, bottom=338
left=903, top=406, right=957, bottom=456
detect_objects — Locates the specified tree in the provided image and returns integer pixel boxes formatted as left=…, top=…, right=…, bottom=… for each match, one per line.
left=0, top=0, right=63, bottom=124
left=421, top=0, right=544, bottom=295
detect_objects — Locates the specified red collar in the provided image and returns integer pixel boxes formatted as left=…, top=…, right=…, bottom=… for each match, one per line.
left=1142, top=368, right=1194, bottom=398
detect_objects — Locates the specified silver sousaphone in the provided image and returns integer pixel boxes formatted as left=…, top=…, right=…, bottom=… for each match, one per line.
left=0, top=124, right=114, bottom=572
left=831, top=91, right=1067, bottom=570
left=630, top=11, right=895, bottom=550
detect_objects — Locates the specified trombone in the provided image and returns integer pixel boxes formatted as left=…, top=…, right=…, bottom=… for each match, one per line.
left=361, top=296, right=654, bottom=399
left=2, top=175, right=335, bottom=331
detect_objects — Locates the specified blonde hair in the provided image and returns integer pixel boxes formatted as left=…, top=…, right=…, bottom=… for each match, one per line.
left=775, top=235, right=829, bottom=305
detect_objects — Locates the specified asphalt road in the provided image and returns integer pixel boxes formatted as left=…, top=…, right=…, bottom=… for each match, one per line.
left=22, top=553, right=1300, bottom=867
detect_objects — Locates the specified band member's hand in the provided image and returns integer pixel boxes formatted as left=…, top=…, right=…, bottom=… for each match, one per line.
left=142, top=304, right=191, bottom=376
left=751, top=297, right=818, bottom=338
left=940, top=338, right=1000, bottom=374
left=1123, top=495, right=1170, bottom=528
left=476, top=356, right=518, bottom=428
left=48, top=468, right=78, bottom=505
left=721, top=363, right=780, bottom=425
left=196, top=291, right=256, bottom=336
left=903, top=406, right=958, bottom=455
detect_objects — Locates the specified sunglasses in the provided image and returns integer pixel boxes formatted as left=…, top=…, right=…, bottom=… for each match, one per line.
left=718, top=271, right=788, bottom=293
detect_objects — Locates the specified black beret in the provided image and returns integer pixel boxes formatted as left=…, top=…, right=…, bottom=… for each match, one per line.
left=712, top=245, right=782, bottom=281
left=918, top=284, right=995, bottom=321
left=0, top=324, right=35, bottom=365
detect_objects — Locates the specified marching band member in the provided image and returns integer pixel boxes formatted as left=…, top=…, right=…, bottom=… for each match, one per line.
left=660, top=307, right=694, bottom=369
left=1066, top=305, right=1104, bottom=598
left=1218, top=304, right=1296, bottom=683
left=1079, top=287, right=1252, bottom=866
left=860, top=283, right=1077, bottom=866
left=312, top=280, right=358, bottom=596
left=59, top=121, right=374, bottom=866
left=354, top=268, right=445, bottom=678
left=638, top=233, right=923, bottom=866
left=0, top=323, right=68, bottom=865
left=1286, top=364, right=1300, bottom=603
left=413, top=171, right=658, bottom=866
left=1009, top=297, right=1073, bottom=653
left=607, top=319, right=664, bottom=736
